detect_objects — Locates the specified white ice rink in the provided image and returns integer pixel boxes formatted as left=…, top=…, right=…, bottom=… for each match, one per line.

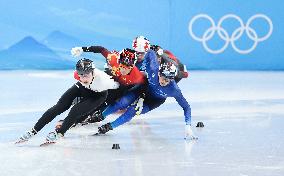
left=0, top=70, right=284, bottom=176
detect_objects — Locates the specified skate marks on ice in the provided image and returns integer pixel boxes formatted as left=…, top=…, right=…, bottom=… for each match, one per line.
left=3, top=112, right=284, bottom=176
left=39, top=141, right=56, bottom=147
left=1, top=71, right=284, bottom=175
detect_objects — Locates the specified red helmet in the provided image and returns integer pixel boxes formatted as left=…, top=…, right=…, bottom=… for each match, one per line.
left=119, top=48, right=137, bottom=67
left=132, top=36, right=150, bottom=52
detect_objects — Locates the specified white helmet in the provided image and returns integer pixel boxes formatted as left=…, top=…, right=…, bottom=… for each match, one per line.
left=132, top=36, right=150, bottom=52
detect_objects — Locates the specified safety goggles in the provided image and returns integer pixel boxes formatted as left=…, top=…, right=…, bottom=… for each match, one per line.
left=118, top=64, right=133, bottom=70
left=160, top=74, right=175, bottom=83
left=79, top=72, right=92, bottom=78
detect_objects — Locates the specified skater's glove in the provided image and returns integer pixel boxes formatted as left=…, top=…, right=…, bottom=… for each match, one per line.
left=157, top=48, right=163, bottom=56
left=71, top=47, right=83, bottom=57
left=184, top=124, right=198, bottom=140
left=135, top=94, right=145, bottom=115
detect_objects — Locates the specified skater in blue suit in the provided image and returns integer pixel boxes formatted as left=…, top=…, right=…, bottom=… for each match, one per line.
left=97, top=49, right=197, bottom=140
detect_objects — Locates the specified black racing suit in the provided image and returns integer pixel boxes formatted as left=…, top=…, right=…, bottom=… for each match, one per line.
left=33, top=82, right=107, bottom=135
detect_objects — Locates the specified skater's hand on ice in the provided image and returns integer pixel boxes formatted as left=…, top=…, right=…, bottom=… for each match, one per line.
left=135, top=97, right=144, bottom=115
left=71, top=47, right=83, bottom=57
left=184, top=124, right=198, bottom=140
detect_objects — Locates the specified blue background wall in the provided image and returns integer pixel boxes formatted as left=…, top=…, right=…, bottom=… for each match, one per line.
left=0, top=0, right=283, bottom=70
left=170, top=0, right=284, bottom=70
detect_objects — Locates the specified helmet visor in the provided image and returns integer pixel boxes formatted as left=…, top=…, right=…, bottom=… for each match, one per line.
left=77, top=68, right=93, bottom=75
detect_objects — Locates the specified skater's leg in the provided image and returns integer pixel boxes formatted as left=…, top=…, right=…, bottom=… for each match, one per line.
left=109, top=97, right=166, bottom=129
left=97, top=104, right=150, bottom=134
left=16, top=85, right=79, bottom=143
left=97, top=98, right=167, bottom=134
left=110, top=105, right=141, bottom=129
left=97, top=105, right=137, bottom=134
left=74, top=87, right=126, bottom=124
left=57, top=92, right=107, bottom=135
left=34, top=85, right=79, bottom=132
left=102, top=92, right=138, bottom=117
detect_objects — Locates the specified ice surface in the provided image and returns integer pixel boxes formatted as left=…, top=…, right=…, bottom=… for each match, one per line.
left=0, top=70, right=284, bottom=176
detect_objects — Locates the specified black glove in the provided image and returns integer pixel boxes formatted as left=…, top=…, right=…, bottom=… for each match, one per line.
left=82, top=46, right=105, bottom=53
left=98, top=123, right=113, bottom=134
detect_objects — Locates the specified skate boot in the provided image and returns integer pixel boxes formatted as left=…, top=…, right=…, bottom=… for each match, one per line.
left=15, top=128, right=37, bottom=144
left=98, top=123, right=113, bottom=134
left=55, top=120, right=64, bottom=131
left=83, top=110, right=104, bottom=124
left=40, top=131, right=63, bottom=146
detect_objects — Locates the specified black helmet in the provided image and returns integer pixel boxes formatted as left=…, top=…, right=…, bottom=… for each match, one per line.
left=119, top=48, right=137, bottom=67
left=76, top=58, right=95, bottom=75
left=159, top=60, right=178, bottom=79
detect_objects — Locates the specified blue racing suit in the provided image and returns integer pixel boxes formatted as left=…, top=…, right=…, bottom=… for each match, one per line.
left=136, top=59, right=147, bottom=72
left=103, top=50, right=191, bottom=129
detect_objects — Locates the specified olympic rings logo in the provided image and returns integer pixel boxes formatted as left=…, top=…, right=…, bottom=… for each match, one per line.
left=188, top=14, right=273, bottom=54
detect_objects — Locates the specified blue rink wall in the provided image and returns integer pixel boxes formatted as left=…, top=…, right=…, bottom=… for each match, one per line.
left=161, top=0, right=284, bottom=70
left=128, top=0, right=284, bottom=70
left=0, top=0, right=283, bottom=70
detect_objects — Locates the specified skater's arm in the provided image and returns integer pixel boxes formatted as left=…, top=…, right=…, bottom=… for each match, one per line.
left=82, top=46, right=110, bottom=59
left=71, top=46, right=111, bottom=58
left=173, top=87, right=197, bottom=140
left=144, top=50, right=159, bottom=82
left=91, top=69, right=120, bottom=91
left=131, top=67, right=146, bottom=84
left=173, top=86, right=191, bottom=125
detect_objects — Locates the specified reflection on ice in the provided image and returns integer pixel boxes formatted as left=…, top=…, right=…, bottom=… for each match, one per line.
left=0, top=71, right=284, bottom=176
